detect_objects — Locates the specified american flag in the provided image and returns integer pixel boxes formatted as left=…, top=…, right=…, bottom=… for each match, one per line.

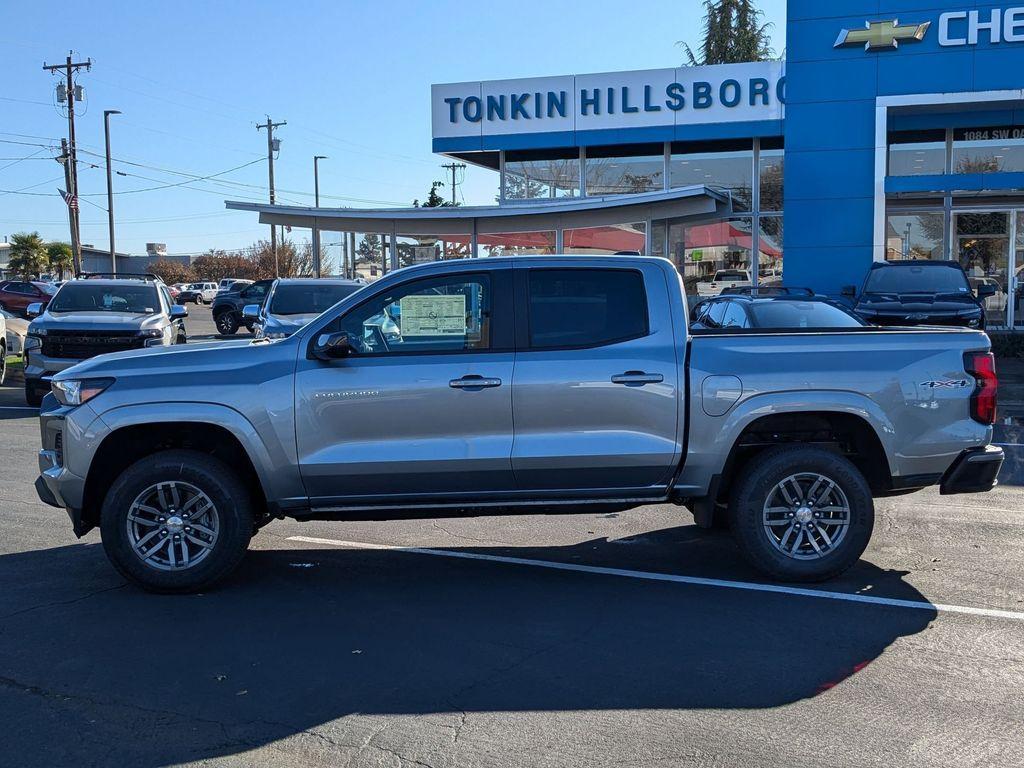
left=58, top=188, right=78, bottom=210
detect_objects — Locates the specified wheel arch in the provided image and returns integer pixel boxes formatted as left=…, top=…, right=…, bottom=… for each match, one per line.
left=82, top=405, right=282, bottom=534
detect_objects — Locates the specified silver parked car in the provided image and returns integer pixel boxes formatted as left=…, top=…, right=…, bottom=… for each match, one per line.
left=245, top=277, right=365, bottom=339
left=33, top=256, right=1002, bottom=592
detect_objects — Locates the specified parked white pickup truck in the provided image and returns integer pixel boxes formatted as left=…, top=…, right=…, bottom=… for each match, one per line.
left=697, top=269, right=753, bottom=297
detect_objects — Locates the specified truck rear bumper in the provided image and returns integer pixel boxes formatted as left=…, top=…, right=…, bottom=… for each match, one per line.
left=939, top=445, right=1004, bottom=495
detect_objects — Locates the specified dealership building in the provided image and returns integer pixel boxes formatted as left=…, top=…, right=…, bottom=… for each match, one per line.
left=229, top=1, right=1024, bottom=330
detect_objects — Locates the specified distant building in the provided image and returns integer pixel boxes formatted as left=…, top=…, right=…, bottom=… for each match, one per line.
left=0, top=239, right=190, bottom=279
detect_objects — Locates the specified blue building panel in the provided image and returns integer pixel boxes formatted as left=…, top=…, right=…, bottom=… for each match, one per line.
left=875, top=50, right=977, bottom=97
left=783, top=246, right=875, bottom=296
left=786, top=149, right=877, bottom=201
left=785, top=100, right=877, bottom=152
left=782, top=58, right=880, bottom=105
left=785, top=198, right=877, bottom=250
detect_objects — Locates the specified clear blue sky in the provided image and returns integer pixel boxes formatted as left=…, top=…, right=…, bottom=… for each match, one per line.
left=0, top=0, right=787, bottom=256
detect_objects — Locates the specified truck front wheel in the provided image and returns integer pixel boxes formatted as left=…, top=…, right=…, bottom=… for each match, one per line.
left=728, top=446, right=874, bottom=582
left=100, top=450, right=254, bottom=593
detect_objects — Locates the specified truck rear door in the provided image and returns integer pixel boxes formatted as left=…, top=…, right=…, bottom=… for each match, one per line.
left=510, top=260, right=681, bottom=493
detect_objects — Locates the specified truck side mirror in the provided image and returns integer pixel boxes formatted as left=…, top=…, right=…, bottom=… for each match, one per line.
left=311, top=331, right=352, bottom=361
left=170, top=304, right=188, bottom=319
left=241, top=303, right=261, bottom=321
left=25, top=302, right=43, bottom=319
left=841, top=285, right=857, bottom=298
left=976, top=282, right=997, bottom=298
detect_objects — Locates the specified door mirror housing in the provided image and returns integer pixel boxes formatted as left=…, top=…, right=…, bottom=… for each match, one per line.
left=976, top=282, right=997, bottom=298
left=25, top=302, right=43, bottom=318
left=169, top=304, right=188, bottom=319
left=312, top=331, right=352, bottom=360
left=241, top=303, right=261, bottom=321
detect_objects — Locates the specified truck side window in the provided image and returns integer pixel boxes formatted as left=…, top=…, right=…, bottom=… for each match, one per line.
left=721, top=302, right=749, bottom=329
left=333, top=273, right=492, bottom=355
left=704, top=301, right=727, bottom=329
left=528, top=268, right=648, bottom=349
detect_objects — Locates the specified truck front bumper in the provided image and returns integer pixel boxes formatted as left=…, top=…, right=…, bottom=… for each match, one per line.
left=939, top=445, right=1004, bottom=495
left=34, top=403, right=93, bottom=537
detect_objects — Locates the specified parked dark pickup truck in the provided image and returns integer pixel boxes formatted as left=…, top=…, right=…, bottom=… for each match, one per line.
left=34, top=256, right=1002, bottom=593
left=211, top=278, right=273, bottom=335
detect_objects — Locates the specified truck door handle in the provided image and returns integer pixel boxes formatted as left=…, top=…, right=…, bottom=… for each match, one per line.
left=611, top=371, right=664, bottom=385
left=449, top=375, right=502, bottom=389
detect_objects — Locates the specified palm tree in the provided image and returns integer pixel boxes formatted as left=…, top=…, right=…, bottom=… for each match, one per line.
left=7, top=231, right=48, bottom=278
left=681, top=0, right=775, bottom=65
left=46, top=241, right=74, bottom=280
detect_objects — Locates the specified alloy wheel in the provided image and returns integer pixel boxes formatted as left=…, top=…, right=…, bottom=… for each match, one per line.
left=762, top=473, right=851, bottom=560
left=126, top=481, right=220, bottom=571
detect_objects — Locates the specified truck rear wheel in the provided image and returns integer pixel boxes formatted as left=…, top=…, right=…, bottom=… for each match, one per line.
left=728, top=446, right=874, bottom=582
left=100, top=449, right=254, bottom=593
left=214, top=310, right=239, bottom=336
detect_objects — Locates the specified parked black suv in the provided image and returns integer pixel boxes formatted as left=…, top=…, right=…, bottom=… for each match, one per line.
left=844, top=260, right=994, bottom=330
left=211, top=278, right=273, bottom=335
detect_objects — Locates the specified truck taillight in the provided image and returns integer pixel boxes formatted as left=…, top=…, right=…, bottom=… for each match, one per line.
left=964, top=351, right=997, bottom=425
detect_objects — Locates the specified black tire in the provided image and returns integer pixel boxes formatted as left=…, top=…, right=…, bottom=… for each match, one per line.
left=25, top=381, right=44, bottom=408
left=100, top=449, right=254, bottom=593
left=214, top=310, right=239, bottom=336
left=728, top=446, right=874, bottom=582
left=0, top=340, right=6, bottom=386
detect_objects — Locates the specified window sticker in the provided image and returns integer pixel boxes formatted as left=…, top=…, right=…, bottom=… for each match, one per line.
left=399, top=294, right=467, bottom=336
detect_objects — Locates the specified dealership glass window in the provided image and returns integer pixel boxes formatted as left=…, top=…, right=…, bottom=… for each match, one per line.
left=954, top=211, right=1010, bottom=327
left=668, top=217, right=754, bottom=308
left=650, top=220, right=667, bottom=259
left=758, top=148, right=783, bottom=212
left=888, top=130, right=947, bottom=176
left=1015, top=212, right=1024, bottom=329
left=952, top=126, right=1024, bottom=174
left=670, top=140, right=753, bottom=211
left=479, top=230, right=556, bottom=257
left=585, top=143, right=665, bottom=195
left=884, top=213, right=945, bottom=260
left=504, top=148, right=580, bottom=200
left=758, top=216, right=784, bottom=284
left=352, top=232, right=391, bottom=280
left=395, top=234, right=472, bottom=267
left=563, top=223, right=646, bottom=255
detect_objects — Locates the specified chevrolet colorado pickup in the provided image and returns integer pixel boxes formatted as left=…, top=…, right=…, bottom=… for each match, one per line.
left=33, top=256, right=1003, bottom=592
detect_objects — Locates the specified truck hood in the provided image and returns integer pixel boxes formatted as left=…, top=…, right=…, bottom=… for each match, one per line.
left=30, top=311, right=166, bottom=334
left=51, top=337, right=265, bottom=381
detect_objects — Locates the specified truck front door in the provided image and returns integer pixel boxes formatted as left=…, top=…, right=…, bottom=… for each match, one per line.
left=294, top=269, right=516, bottom=504
left=511, top=262, right=681, bottom=493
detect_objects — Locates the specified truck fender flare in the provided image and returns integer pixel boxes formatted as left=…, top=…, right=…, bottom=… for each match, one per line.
left=96, top=402, right=280, bottom=502
left=709, top=390, right=897, bottom=478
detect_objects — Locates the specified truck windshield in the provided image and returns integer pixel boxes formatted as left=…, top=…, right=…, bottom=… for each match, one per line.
left=48, top=284, right=160, bottom=314
left=270, top=283, right=361, bottom=315
left=864, top=265, right=970, bottom=294
left=749, top=300, right=865, bottom=328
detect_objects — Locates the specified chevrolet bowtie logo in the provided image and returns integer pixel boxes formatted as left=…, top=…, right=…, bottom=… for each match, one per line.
left=834, top=19, right=931, bottom=51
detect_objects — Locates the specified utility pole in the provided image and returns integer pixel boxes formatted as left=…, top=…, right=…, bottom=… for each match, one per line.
left=44, top=52, right=91, bottom=274
left=56, top=139, right=79, bottom=271
left=104, top=110, right=121, bottom=274
left=313, top=155, right=327, bottom=207
left=257, top=117, right=286, bottom=276
left=441, top=162, right=466, bottom=206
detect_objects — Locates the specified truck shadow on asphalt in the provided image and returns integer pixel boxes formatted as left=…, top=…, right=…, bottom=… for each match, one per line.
left=0, top=527, right=937, bottom=767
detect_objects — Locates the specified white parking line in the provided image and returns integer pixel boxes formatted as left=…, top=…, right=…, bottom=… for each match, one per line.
left=288, top=535, right=1024, bottom=623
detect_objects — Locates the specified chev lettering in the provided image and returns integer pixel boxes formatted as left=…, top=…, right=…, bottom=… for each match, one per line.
left=443, top=78, right=785, bottom=124
left=940, top=7, right=1024, bottom=46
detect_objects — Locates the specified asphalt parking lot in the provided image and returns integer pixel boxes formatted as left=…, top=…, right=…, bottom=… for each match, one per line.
left=1, top=307, right=1023, bottom=767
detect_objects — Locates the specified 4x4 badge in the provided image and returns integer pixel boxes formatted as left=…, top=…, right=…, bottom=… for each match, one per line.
left=835, top=20, right=931, bottom=51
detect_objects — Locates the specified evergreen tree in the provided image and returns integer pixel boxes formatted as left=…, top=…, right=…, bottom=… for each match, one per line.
left=681, top=0, right=774, bottom=65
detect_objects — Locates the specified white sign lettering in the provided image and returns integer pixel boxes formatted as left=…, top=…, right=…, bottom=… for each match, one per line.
left=940, top=6, right=1024, bottom=46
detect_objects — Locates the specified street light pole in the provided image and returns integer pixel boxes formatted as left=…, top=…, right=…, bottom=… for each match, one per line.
left=104, top=109, right=121, bottom=274
left=312, top=156, right=327, bottom=278
left=313, top=155, right=327, bottom=207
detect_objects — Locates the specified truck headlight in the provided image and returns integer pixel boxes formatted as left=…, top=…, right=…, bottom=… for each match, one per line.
left=25, top=334, right=44, bottom=352
left=140, top=328, right=168, bottom=347
left=51, top=378, right=114, bottom=407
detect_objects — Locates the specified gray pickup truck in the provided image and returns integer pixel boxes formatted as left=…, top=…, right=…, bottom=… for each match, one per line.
left=33, top=256, right=1003, bottom=592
